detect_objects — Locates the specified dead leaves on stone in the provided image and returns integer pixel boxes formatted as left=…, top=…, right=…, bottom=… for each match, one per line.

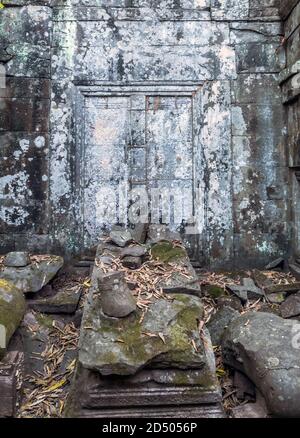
left=95, top=255, right=192, bottom=310
left=19, top=321, right=79, bottom=418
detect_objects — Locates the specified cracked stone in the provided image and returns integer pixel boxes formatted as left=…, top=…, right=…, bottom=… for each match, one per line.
left=222, top=312, right=300, bottom=417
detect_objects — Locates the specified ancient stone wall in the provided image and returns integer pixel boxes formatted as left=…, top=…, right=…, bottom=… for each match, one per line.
left=279, top=0, right=300, bottom=257
left=0, top=1, right=291, bottom=268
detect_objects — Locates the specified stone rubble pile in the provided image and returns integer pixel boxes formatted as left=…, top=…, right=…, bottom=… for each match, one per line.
left=65, top=225, right=224, bottom=418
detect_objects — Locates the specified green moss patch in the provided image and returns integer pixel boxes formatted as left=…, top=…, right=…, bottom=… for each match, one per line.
left=151, top=241, right=186, bottom=263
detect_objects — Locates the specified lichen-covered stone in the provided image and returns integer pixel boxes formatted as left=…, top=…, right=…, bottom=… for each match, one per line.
left=0, top=256, right=64, bottom=294
left=79, top=293, right=206, bottom=376
left=0, top=279, right=25, bottom=359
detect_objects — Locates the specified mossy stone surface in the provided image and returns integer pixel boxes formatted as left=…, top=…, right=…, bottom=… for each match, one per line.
left=79, top=293, right=207, bottom=376
left=151, top=241, right=187, bottom=263
left=0, top=279, right=26, bottom=359
left=0, top=256, right=64, bottom=293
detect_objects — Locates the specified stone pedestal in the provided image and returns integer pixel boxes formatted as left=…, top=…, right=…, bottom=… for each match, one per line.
left=66, top=366, right=224, bottom=418
left=66, top=240, right=224, bottom=417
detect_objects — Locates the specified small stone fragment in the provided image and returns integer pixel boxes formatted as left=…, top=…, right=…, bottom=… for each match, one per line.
left=109, top=229, right=133, bottom=247
left=280, top=292, right=300, bottom=318
left=121, top=256, right=142, bottom=270
left=265, top=257, right=285, bottom=270
left=121, top=245, right=147, bottom=258
left=268, top=292, right=287, bottom=304
left=226, top=284, right=248, bottom=303
left=0, top=255, right=64, bottom=294
left=99, top=271, right=137, bottom=318
left=4, top=251, right=31, bottom=268
left=242, top=278, right=265, bottom=300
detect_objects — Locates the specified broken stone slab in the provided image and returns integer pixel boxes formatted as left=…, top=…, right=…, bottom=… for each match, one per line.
left=288, top=262, right=300, bottom=280
left=109, top=228, right=133, bottom=248
left=0, top=255, right=64, bottom=294
left=147, top=225, right=182, bottom=244
left=27, top=285, right=82, bottom=314
left=0, top=279, right=26, bottom=359
left=3, top=251, right=30, bottom=268
left=0, top=351, right=23, bottom=418
left=252, top=269, right=273, bottom=289
left=265, top=257, right=285, bottom=270
left=121, top=256, right=142, bottom=270
left=130, top=223, right=148, bottom=244
left=147, top=241, right=201, bottom=296
left=280, top=292, right=300, bottom=318
left=79, top=293, right=206, bottom=376
left=265, top=282, right=300, bottom=295
left=120, top=245, right=147, bottom=258
left=226, top=284, right=248, bottom=303
left=99, top=271, right=137, bottom=318
left=226, top=278, right=264, bottom=302
left=157, top=259, right=201, bottom=297
left=216, top=295, right=243, bottom=311
left=242, top=278, right=265, bottom=300
left=222, top=312, right=300, bottom=417
left=207, top=306, right=240, bottom=346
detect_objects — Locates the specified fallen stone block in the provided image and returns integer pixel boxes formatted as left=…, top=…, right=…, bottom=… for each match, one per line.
left=265, top=282, right=300, bottom=295
left=109, top=228, right=133, bottom=247
left=27, top=285, right=82, bottom=314
left=288, top=262, right=300, bottom=280
left=207, top=306, right=240, bottom=346
left=222, top=312, right=300, bottom=417
left=4, top=252, right=30, bottom=268
left=121, top=256, right=142, bottom=270
left=265, top=258, right=285, bottom=270
left=120, top=245, right=147, bottom=258
left=0, top=255, right=64, bottom=294
left=0, top=279, right=26, bottom=359
left=252, top=269, right=273, bottom=289
left=280, top=292, right=300, bottom=318
left=0, top=351, right=23, bottom=418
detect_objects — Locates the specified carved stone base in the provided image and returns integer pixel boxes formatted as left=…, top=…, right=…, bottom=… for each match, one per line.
left=65, top=366, right=225, bottom=418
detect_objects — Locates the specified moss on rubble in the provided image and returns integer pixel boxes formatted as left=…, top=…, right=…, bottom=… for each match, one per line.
left=151, top=241, right=187, bottom=263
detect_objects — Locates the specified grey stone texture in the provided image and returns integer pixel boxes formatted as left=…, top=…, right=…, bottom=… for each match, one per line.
left=280, top=0, right=300, bottom=259
left=0, top=0, right=292, bottom=269
left=222, top=312, right=300, bottom=417
left=0, top=255, right=64, bottom=293
left=0, top=279, right=26, bottom=359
